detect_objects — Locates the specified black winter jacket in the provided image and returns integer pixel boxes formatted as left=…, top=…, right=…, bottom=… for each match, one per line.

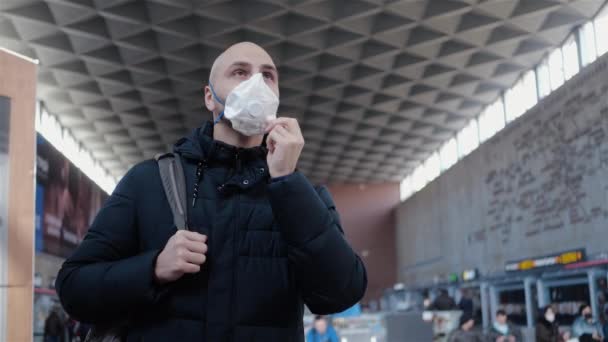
left=56, top=122, right=367, bottom=342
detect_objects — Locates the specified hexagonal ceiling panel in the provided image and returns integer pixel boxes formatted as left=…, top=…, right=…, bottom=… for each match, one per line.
left=0, top=0, right=605, bottom=183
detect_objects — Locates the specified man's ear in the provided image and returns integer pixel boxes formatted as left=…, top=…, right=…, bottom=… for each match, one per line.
left=204, top=85, right=216, bottom=112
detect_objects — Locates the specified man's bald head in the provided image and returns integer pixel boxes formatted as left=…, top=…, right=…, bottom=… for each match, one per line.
left=209, top=42, right=276, bottom=86
left=204, top=41, right=279, bottom=119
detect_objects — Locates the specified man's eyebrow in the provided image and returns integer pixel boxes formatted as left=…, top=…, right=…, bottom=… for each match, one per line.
left=228, top=61, right=252, bottom=69
left=260, top=64, right=277, bottom=72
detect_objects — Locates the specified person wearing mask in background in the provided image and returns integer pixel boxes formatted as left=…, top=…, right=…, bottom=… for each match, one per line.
left=448, top=314, right=483, bottom=342
left=488, top=310, right=522, bottom=342
left=458, top=289, right=474, bottom=318
left=306, top=316, right=340, bottom=342
left=55, top=42, right=367, bottom=341
left=432, top=289, right=457, bottom=311
left=573, top=304, right=604, bottom=342
left=536, top=306, right=566, bottom=342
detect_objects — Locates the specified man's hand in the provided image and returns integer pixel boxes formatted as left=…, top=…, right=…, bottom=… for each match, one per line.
left=496, top=336, right=506, bottom=342
left=154, top=230, right=208, bottom=284
left=265, top=118, right=305, bottom=178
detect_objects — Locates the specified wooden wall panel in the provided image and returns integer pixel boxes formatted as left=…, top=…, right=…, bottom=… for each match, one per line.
left=0, top=48, right=37, bottom=342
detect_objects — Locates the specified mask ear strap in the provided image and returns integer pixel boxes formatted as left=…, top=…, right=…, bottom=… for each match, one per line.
left=208, top=81, right=225, bottom=125
left=208, top=81, right=225, bottom=106
left=214, top=111, right=225, bottom=125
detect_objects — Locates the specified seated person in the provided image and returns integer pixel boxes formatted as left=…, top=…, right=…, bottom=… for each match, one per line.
left=306, top=315, right=339, bottom=342
left=448, top=313, right=483, bottom=342
left=488, top=310, right=523, bottom=342
left=573, top=304, right=604, bottom=342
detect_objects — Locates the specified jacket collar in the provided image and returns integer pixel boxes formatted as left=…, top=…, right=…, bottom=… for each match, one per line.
left=174, top=122, right=270, bottom=192
left=175, top=121, right=267, bottom=167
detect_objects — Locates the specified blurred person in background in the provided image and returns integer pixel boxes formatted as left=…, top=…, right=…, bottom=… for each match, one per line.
left=44, top=307, right=65, bottom=342
left=573, top=304, right=604, bottom=342
left=432, top=289, right=457, bottom=311
left=458, top=289, right=474, bottom=317
left=306, top=316, right=339, bottom=342
left=488, top=309, right=522, bottom=342
left=536, top=305, right=570, bottom=342
left=448, top=313, right=483, bottom=342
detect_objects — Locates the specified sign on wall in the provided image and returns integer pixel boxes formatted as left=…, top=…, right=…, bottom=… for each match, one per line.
left=35, top=134, right=108, bottom=258
left=505, top=249, right=585, bottom=272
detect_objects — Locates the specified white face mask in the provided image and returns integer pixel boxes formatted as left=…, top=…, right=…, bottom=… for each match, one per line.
left=209, top=73, right=279, bottom=136
left=545, top=312, right=555, bottom=323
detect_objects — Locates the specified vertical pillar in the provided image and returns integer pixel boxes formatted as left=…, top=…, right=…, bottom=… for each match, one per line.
left=0, top=47, right=37, bottom=342
left=537, top=279, right=549, bottom=308
left=589, top=269, right=600, bottom=320
left=489, top=286, right=499, bottom=324
left=480, top=282, right=490, bottom=329
left=524, top=277, right=536, bottom=328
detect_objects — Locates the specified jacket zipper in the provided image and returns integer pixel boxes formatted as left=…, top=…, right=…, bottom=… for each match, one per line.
left=229, top=151, right=241, bottom=341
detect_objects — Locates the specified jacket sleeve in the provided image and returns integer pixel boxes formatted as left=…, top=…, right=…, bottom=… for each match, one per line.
left=267, top=172, right=367, bottom=314
left=572, top=318, right=583, bottom=337
left=55, top=162, right=165, bottom=323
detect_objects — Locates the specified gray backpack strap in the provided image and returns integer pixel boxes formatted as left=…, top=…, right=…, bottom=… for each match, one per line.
left=155, top=153, right=188, bottom=230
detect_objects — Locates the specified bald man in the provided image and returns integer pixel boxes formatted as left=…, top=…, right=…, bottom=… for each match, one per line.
left=56, top=42, right=367, bottom=342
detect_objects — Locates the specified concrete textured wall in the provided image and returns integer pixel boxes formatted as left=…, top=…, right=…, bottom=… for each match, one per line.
left=328, top=183, right=400, bottom=302
left=396, top=54, right=608, bottom=286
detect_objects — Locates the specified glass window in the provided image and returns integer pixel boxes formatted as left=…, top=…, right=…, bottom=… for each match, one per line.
left=536, top=59, right=551, bottom=99
left=562, top=35, right=580, bottom=80
left=580, top=22, right=598, bottom=66
left=400, top=176, right=413, bottom=201
left=38, top=107, right=117, bottom=194
left=439, top=137, right=458, bottom=171
left=548, top=48, right=565, bottom=90
left=457, top=119, right=479, bottom=158
left=595, top=5, right=608, bottom=56
left=521, top=70, right=538, bottom=112
left=479, top=98, right=506, bottom=142
left=412, top=164, right=427, bottom=192
left=424, top=152, right=440, bottom=182
left=505, top=80, right=524, bottom=122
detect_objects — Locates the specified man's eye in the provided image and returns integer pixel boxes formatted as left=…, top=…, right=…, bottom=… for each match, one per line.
left=263, top=72, right=275, bottom=81
left=234, top=69, right=247, bottom=77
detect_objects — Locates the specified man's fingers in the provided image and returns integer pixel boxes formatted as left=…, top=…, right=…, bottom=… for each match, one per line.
left=273, top=125, right=291, bottom=139
left=265, top=121, right=283, bottom=134
left=181, top=262, right=201, bottom=274
left=265, top=117, right=300, bottom=134
left=184, top=240, right=207, bottom=254
left=267, top=128, right=286, bottom=144
left=183, top=251, right=206, bottom=265
left=178, top=230, right=207, bottom=243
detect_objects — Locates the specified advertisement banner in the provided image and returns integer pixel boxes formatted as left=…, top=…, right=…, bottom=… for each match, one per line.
left=35, top=134, right=108, bottom=258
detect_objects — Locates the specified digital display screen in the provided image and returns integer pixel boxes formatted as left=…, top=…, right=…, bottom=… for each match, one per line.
left=505, top=249, right=585, bottom=272
left=462, top=269, right=478, bottom=281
